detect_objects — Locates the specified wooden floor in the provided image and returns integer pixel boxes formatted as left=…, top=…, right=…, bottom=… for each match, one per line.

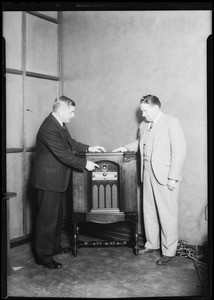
left=7, top=231, right=208, bottom=298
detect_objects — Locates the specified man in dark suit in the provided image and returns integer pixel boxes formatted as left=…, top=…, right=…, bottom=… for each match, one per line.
left=31, top=95, right=106, bottom=269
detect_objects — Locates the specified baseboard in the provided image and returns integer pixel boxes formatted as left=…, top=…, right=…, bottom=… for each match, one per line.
left=10, top=234, right=33, bottom=248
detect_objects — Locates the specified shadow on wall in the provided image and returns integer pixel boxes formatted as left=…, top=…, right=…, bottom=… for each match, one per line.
left=135, top=107, right=149, bottom=139
left=197, top=204, right=208, bottom=246
left=135, top=107, right=143, bottom=128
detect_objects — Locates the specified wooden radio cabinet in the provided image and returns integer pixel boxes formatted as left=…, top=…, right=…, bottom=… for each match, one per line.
left=71, top=152, right=139, bottom=256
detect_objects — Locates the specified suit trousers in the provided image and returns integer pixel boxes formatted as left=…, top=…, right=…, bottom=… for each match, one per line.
left=143, top=160, right=179, bottom=256
left=35, top=189, right=64, bottom=264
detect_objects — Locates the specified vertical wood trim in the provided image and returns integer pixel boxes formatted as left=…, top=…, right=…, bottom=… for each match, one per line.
left=58, top=11, right=62, bottom=97
left=22, top=11, right=27, bottom=236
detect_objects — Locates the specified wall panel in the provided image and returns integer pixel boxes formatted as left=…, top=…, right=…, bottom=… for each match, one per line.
left=6, top=153, right=23, bottom=239
left=3, top=10, right=60, bottom=242
left=2, top=12, right=22, bottom=70
left=6, top=74, right=23, bottom=149
left=26, top=14, right=58, bottom=75
left=25, top=77, right=58, bottom=148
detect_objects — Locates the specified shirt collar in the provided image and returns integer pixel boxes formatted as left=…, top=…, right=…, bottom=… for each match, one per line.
left=52, top=112, right=63, bottom=127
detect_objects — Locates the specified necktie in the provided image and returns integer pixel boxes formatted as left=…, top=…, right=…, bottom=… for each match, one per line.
left=63, top=123, right=70, bottom=140
left=149, top=121, right=154, bottom=131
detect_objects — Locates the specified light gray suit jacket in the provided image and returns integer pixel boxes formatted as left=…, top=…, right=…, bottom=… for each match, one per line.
left=125, top=112, right=186, bottom=185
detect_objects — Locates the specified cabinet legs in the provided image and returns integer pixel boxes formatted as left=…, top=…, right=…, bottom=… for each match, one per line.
left=72, top=213, right=139, bottom=257
left=133, top=222, right=139, bottom=256
left=72, top=224, right=79, bottom=257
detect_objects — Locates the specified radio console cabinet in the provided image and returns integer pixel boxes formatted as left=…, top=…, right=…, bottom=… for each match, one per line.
left=72, top=152, right=139, bottom=256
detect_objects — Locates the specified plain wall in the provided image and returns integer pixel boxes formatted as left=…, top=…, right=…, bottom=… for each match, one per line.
left=62, top=11, right=211, bottom=245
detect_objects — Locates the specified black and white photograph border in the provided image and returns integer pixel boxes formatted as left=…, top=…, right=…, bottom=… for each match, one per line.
left=1, top=1, right=212, bottom=299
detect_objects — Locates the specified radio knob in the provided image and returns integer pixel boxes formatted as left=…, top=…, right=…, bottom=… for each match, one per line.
left=102, top=164, right=108, bottom=171
left=103, top=172, right=107, bottom=176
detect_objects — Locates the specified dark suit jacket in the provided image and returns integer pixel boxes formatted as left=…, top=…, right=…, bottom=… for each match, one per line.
left=31, top=113, right=89, bottom=192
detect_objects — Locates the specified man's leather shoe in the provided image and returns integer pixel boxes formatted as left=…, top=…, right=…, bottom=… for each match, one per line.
left=39, top=260, right=62, bottom=269
left=53, top=246, right=71, bottom=255
left=138, top=247, right=159, bottom=255
left=156, top=255, right=175, bottom=265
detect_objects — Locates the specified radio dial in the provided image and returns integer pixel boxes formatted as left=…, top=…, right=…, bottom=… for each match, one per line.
left=102, top=164, right=108, bottom=171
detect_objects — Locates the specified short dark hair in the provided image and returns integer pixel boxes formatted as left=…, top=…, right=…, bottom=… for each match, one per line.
left=140, top=95, right=161, bottom=108
left=53, top=95, right=75, bottom=111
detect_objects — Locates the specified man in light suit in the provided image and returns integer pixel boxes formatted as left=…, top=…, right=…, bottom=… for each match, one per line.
left=32, top=95, right=106, bottom=269
left=113, top=94, right=186, bottom=265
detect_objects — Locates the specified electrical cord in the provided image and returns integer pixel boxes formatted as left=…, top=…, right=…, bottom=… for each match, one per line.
left=176, top=240, right=207, bottom=267
left=176, top=240, right=208, bottom=293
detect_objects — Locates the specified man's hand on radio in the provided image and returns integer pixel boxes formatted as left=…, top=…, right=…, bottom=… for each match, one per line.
left=112, top=146, right=128, bottom=153
left=86, top=161, right=100, bottom=171
left=88, top=146, right=106, bottom=153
